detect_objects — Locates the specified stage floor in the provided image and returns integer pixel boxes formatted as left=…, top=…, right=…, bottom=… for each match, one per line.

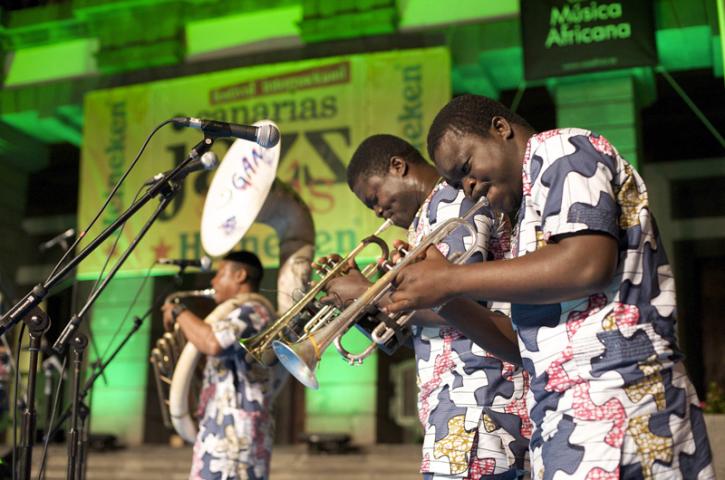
left=29, top=414, right=725, bottom=480
left=33, top=443, right=423, bottom=480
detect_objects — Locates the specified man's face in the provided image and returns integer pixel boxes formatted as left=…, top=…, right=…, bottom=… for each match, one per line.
left=211, top=260, right=242, bottom=303
left=434, top=128, right=523, bottom=215
left=352, top=172, right=421, bottom=228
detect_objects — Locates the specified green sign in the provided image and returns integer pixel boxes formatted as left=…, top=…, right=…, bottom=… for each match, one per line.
left=521, top=0, right=657, bottom=80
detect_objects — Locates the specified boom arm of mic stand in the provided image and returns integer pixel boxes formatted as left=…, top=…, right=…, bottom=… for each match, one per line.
left=52, top=184, right=177, bottom=354
left=0, top=136, right=214, bottom=337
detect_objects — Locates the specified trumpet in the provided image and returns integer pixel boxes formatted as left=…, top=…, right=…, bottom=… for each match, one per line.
left=164, top=288, right=215, bottom=306
left=239, top=219, right=394, bottom=365
left=272, top=197, right=487, bottom=389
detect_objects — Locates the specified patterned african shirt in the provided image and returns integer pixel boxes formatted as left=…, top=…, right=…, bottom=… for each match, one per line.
left=190, top=295, right=282, bottom=480
left=409, top=180, right=531, bottom=479
left=511, top=128, right=715, bottom=479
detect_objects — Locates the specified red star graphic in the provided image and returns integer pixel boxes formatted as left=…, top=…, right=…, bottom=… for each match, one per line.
left=152, top=239, right=173, bottom=261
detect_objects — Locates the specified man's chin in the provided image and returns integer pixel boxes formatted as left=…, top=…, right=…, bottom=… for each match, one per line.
left=393, top=218, right=408, bottom=228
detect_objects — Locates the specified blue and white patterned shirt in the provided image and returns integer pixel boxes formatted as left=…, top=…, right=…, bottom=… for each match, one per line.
left=190, top=294, right=283, bottom=480
left=511, top=128, right=714, bottom=479
left=409, top=180, right=531, bottom=479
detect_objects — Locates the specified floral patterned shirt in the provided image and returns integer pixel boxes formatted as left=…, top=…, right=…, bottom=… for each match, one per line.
left=190, top=295, right=283, bottom=480
left=511, top=129, right=714, bottom=479
left=409, top=180, right=531, bottom=478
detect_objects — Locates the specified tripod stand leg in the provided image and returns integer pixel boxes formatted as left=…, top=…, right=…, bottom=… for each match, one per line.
left=19, top=309, right=50, bottom=480
left=67, top=334, right=87, bottom=480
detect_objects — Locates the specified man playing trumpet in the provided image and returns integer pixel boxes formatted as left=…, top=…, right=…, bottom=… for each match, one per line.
left=162, top=250, right=281, bottom=480
left=322, top=135, right=531, bottom=480
left=385, top=95, right=715, bottom=479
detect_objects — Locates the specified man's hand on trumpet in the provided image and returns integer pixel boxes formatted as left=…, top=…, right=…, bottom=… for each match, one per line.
left=314, top=254, right=371, bottom=309
left=385, top=242, right=458, bottom=314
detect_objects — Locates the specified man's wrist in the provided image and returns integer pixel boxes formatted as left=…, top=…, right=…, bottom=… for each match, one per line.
left=439, top=262, right=460, bottom=302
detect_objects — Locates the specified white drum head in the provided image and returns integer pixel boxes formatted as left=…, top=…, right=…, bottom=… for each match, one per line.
left=201, top=120, right=280, bottom=257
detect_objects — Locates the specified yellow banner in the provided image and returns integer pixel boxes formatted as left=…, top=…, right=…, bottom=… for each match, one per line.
left=78, top=47, right=451, bottom=277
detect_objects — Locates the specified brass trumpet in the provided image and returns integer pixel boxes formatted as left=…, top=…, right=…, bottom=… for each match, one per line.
left=239, top=219, right=394, bottom=365
left=272, top=197, right=487, bottom=389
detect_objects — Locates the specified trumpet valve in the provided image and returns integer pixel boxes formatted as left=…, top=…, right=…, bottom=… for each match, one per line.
left=323, top=258, right=338, bottom=273
left=379, top=259, right=395, bottom=272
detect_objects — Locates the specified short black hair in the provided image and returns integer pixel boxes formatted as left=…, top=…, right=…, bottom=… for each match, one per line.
left=223, top=250, right=263, bottom=288
left=426, top=94, right=533, bottom=161
left=347, top=134, right=427, bottom=190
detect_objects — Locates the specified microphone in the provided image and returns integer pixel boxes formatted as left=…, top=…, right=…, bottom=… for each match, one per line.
left=158, top=256, right=212, bottom=272
left=172, top=117, right=280, bottom=148
left=39, top=228, right=75, bottom=252
left=144, top=151, right=218, bottom=186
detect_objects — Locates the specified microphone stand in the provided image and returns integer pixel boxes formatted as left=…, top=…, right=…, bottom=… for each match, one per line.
left=48, top=282, right=173, bottom=446
left=47, top=301, right=165, bottom=480
left=51, top=181, right=177, bottom=354
left=0, top=135, right=213, bottom=479
left=0, top=136, right=215, bottom=338
left=48, top=158, right=203, bottom=477
left=18, top=307, right=50, bottom=480
left=66, top=334, right=87, bottom=480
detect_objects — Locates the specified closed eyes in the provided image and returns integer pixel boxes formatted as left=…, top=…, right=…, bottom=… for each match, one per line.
left=448, top=158, right=470, bottom=190
left=460, top=158, right=471, bottom=175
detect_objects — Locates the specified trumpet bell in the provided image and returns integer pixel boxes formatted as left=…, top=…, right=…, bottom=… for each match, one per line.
left=272, top=340, right=319, bottom=390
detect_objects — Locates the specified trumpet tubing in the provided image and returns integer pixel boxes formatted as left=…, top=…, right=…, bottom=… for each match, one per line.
left=275, top=197, right=488, bottom=389
left=239, top=219, right=393, bottom=365
left=164, top=288, right=215, bottom=305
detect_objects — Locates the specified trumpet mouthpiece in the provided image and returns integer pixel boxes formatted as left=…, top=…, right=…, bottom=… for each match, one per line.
left=375, top=218, right=394, bottom=235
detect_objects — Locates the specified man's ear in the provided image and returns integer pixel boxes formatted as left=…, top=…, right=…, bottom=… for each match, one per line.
left=491, top=116, right=513, bottom=140
left=388, top=155, right=408, bottom=177
left=234, top=267, right=248, bottom=285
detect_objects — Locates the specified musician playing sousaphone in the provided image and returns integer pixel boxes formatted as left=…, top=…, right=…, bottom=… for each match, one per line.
left=159, top=121, right=314, bottom=480
left=162, top=251, right=280, bottom=480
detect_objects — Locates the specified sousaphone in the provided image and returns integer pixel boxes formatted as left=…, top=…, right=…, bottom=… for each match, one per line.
left=152, top=120, right=314, bottom=443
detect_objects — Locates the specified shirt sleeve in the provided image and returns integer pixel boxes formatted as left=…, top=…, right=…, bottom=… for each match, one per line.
left=430, top=185, right=513, bottom=315
left=532, top=132, right=620, bottom=242
left=211, top=301, right=273, bottom=350
left=433, top=188, right=497, bottom=265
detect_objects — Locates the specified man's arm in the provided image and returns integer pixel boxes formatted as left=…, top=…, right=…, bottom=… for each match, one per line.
left=320, top=256, right=522, bottom=363
left=387, top=232, right=618, bottom=312
left=162, top=303, right=222, bottom=356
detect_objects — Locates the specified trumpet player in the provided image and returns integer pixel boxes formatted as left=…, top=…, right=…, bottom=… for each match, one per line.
left=162, top=250, right=281, bottom=480
left=322, top=134, right=531, bottom=480
left=385, top=95, right=715, bottom=479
